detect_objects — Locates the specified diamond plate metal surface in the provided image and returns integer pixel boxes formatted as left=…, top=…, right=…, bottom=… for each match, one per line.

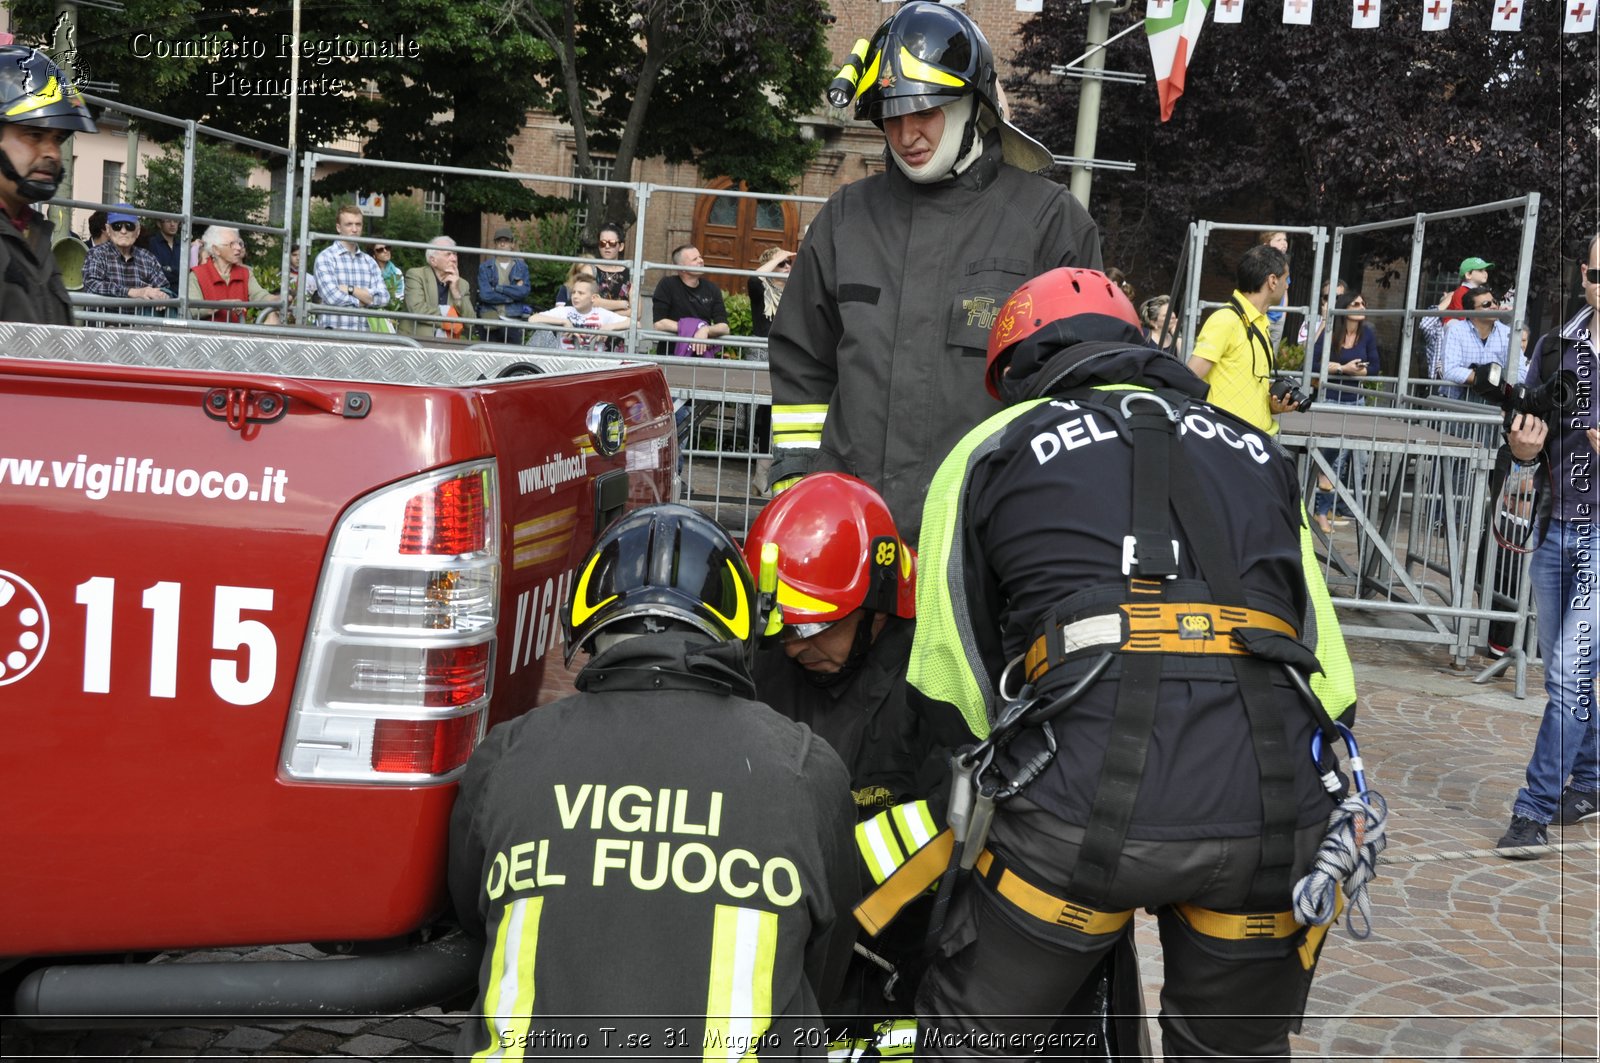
left=0, top=322, right=626, bottom=387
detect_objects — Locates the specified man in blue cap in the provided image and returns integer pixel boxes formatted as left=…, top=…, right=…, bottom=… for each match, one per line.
left=81, top=202, right=169, bottom=317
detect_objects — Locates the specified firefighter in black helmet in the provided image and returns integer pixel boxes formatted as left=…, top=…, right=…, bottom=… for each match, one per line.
left=768, top=1, right=1100, bottom=544
left=0, top=45, right=96, bottom=325
left=448, top=504, right=858, bottom=1057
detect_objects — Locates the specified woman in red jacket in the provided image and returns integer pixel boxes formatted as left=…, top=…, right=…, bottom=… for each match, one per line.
left=187, top=226, right=280, bottom=325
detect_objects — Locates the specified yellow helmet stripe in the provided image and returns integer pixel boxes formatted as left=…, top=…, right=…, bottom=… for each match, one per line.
left=898, top=47, right=966, bottom=88
left=854, top=51, right=881, bottom=103
left=5, top=75, right=65, bottom=118
left=569, top=551, right=618, bottom=628
left=776, top=580, right=839, bottom=616
left=705, top=558, right=751, bottom=642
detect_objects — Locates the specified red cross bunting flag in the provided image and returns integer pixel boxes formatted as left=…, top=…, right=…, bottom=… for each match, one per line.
left=1214, top=0, right=1245, bottom=22
left=1421, top=0, right=1452, bottom=27
left=1352, top=0, right=1381, bottom=27
left=1567, top=0, right=1596, bottom=31
left=1146, top=0, right=1212, bottom=121
left=1491, top=0, right=1523, bottom=30
left=1283, top=0, right=1314, bottom=23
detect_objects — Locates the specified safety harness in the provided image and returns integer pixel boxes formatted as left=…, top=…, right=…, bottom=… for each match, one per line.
left=856, top=385, right=1372, bottom=953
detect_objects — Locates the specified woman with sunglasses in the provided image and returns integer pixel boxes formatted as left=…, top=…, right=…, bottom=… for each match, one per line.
left=587, top=222, right=632, bottom=313
left=371, top=244, right=405, bottom=309
left=1307, top=291, right=1380, bottom=533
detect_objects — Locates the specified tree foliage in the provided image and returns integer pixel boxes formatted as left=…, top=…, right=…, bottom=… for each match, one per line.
left=129, top=140, right=270, bottom=222
left=495, top=0, right=832, bottom=241
left=1009, top=4, right=1594, bottom=312
left=15, top=0, right=832, bottom=280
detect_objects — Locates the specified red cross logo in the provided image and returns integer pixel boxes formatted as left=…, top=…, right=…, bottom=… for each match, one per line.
left=1288, top=0, right=1309, bottom=13
left=1572, top=0, right=1591, bottom=19
left=1427, top=0, right=1447, bottom=16
left=1220, top=0, right=1241, bottom=11
left=1356, top=0, right=1376, bottom=15
left=1497, top=0, right=1519, bottom=16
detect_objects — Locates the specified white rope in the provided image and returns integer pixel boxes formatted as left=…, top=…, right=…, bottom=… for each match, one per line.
left=1292, top=788, right=1389, bottom=938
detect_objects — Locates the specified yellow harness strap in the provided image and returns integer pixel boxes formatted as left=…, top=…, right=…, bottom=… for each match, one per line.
left=1026, top=602, right=1298, bottom=682
left=853, top=829, right=954, bottom=936
left=974, top=849, right=1133, bottom=936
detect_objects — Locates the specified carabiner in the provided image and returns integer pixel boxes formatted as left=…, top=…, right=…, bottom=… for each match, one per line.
left=1118, top=389, right=1181, bottom=423
left=1311, top=722, right=1367, bottom=794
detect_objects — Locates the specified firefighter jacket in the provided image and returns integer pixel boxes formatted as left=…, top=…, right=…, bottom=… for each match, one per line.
left=0, top=211, right=73, bottom=325
left=448, top=632, right=859, bottom=1059
left=751, top=616, right=969, bottom=820
left=909, top=342, right=1357, bottom=842
left=767, top=134, right=1101, bottom=542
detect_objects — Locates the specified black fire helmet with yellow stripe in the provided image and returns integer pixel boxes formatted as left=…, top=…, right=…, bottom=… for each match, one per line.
left=564, top=504, right=760, bottom=666
left=850, top=1, right=1052, bottom=173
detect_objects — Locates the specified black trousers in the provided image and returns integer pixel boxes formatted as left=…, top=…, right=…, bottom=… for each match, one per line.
left=916, top=807, right=1329, bottom=1061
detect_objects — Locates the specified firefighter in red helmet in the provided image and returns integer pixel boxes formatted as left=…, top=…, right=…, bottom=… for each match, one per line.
left=745, top=473, right=943, bottom=808
left=745, top=473, right=962, bottom=1052
left=898, top=268, right=1357, bottom=1057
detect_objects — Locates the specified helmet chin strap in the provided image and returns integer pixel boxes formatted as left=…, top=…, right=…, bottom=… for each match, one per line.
left=891, top=95, right=982, bottom=185
left=0, top=143, right=59, bottom=202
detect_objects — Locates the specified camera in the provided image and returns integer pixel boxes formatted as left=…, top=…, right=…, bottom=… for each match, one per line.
left=1270, top=377, right=1316, bottom=412
left=1468, top=362, right=1580, bottom=419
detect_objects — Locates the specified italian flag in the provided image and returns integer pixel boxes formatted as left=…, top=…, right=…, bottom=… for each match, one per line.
left=1146, top=0, right=1213, bottom=122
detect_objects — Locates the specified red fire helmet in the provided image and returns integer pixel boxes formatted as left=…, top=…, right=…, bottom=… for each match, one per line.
left=984, top=267, right=1143, bottom=399
left=743, top=472, right=915, bottom=631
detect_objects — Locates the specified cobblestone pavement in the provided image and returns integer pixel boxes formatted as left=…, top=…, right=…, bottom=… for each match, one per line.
left=4, top=632, right=1597, bottom=1060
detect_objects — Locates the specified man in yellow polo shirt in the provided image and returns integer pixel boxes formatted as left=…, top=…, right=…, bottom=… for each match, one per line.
left=1188, top=243, right=1301, bottom=434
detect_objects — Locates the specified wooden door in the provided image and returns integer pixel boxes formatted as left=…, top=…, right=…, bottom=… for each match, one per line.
left=693, top=178, right=799, bottom=294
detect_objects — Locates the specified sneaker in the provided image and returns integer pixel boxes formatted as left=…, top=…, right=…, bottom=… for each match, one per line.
left=1558, top=786, right=1600, bottom=825
left=1495, top=815, right=1549, bottom=858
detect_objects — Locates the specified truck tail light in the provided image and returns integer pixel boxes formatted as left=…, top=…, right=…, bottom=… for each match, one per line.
left=372, top=714, right=481, bottom=775
left=281, top=462, right=500, bottom=784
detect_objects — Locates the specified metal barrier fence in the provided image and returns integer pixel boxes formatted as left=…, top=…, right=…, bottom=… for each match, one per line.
left=60, top=93, right=296, bottom=324
left=1184, top=197, right=1543, bottom=694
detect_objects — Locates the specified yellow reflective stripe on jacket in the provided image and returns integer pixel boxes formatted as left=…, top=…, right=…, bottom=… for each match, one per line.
left=1299, top=508, right=1356, bottom=720
left=771, top=404, right=827, bottom=449
left=474, top=895, right=545, bottom=1061
left=855, top=809, right=907, bottom=885
left=892, top=800, right=937, bottom=855
left=854, top=800, right=937, bottom=884
left=703, top=904, right=778, bottom=1061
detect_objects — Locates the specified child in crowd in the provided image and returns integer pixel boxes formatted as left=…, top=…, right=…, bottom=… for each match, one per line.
left=530, top=273, right=629, bottom=351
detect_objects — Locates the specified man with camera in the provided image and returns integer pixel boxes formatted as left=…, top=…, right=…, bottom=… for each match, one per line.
left=1495, top=234, right=1600, bottom=854
left=1438, top=286, right=1512, bottom=401
left=1188, top=243, right=1305, bottom=435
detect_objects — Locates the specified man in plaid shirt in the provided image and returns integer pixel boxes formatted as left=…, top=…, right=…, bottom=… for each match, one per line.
left=81, top=204, right=169, bottom=320
left=313, top=203, right=385, bottom=330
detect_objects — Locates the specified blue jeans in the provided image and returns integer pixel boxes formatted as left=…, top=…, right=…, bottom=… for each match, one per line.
left=1513, top=516, right=1600, bottom=823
